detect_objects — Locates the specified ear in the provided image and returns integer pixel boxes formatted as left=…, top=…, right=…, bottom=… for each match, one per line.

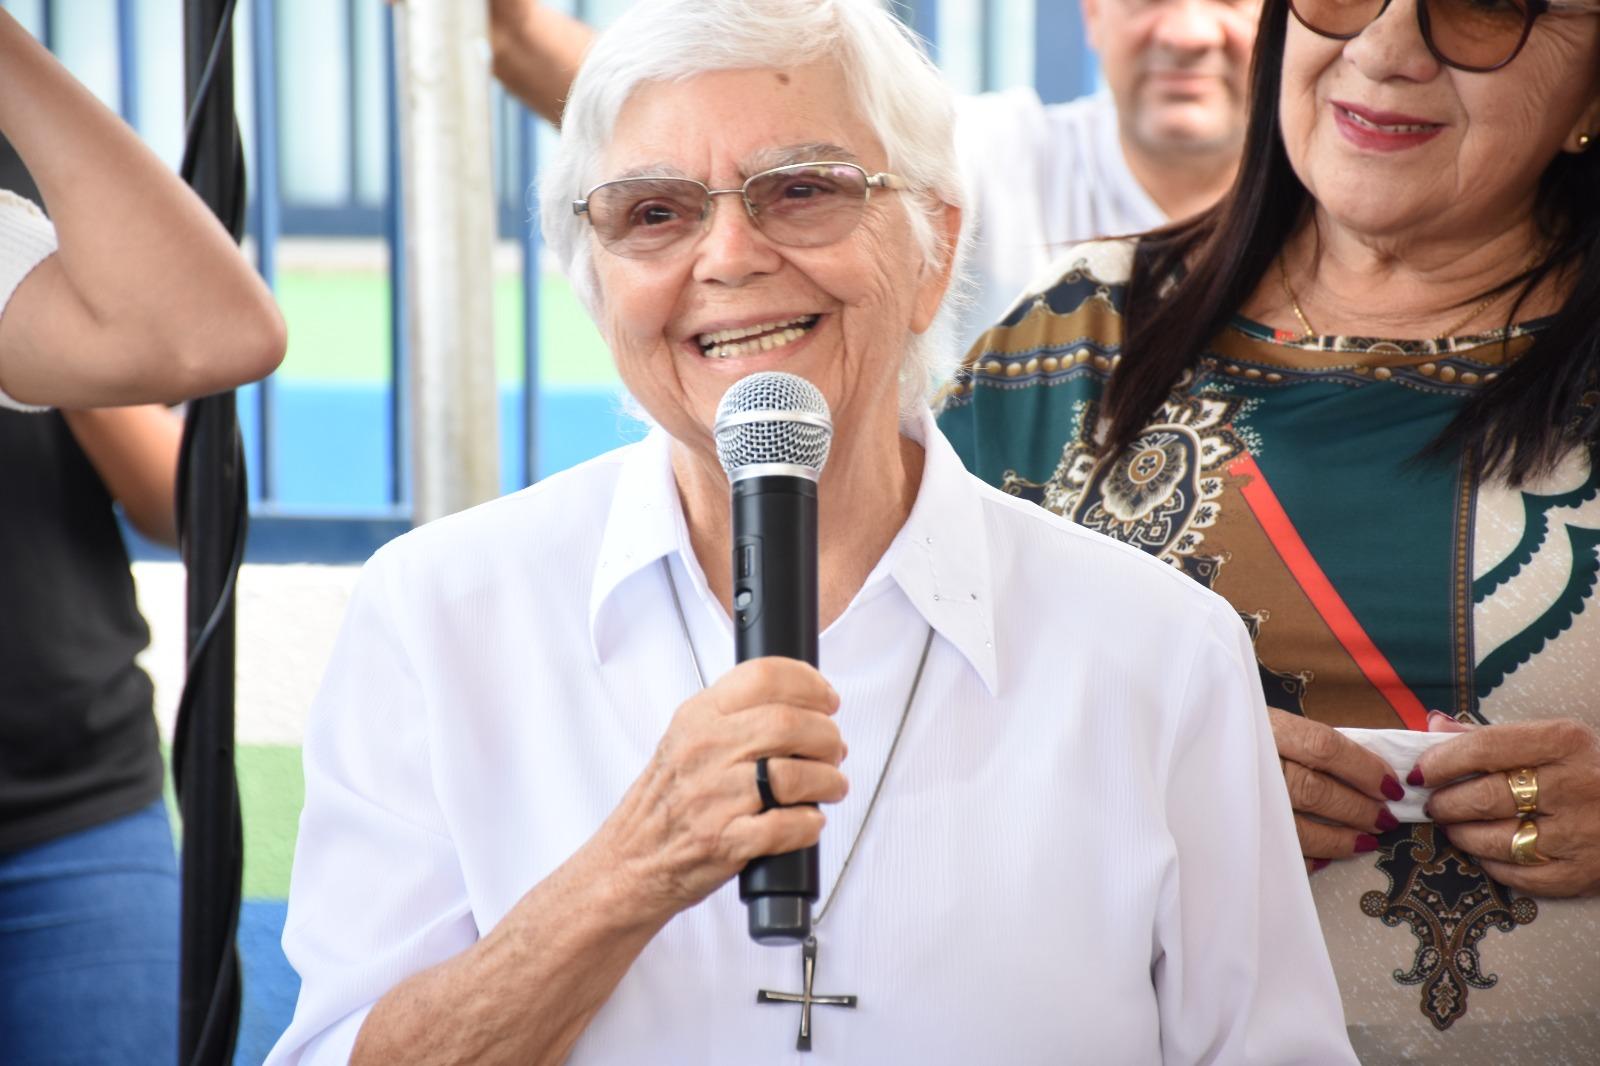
left=1081, top=0, right=1106, bottom=54
left=1565, top=83, right=1600, bottom=154
left=910, top=201, right=963, bottom=335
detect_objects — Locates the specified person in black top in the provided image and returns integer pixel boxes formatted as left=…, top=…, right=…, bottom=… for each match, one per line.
left=0, top=403, right=186, bottom=1065
left=0, top=9, right=284, bottom=1063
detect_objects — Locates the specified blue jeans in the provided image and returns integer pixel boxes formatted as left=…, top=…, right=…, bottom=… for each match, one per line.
left=0, top=801, right=179, bottom=1065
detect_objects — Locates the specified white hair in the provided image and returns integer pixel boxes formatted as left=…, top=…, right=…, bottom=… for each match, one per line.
left=538, top=0, right=968, bottom=420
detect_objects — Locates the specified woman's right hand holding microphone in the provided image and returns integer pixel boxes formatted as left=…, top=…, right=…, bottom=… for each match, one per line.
left=594, top=657, right=849, bottom=921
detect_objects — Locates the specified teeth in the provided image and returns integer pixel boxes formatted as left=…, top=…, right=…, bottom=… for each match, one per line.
left=697, top=315, right=812, bottom=346
left=703, top=326, right=809, bottom=360
left=697, top=315, right=819, bottom=359
left=1341, top=106, right=1435, bottom=134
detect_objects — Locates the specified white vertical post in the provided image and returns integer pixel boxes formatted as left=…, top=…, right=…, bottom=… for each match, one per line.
left=393, top=0, right=499, bottom=523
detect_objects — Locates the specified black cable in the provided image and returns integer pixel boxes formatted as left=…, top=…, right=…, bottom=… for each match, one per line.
left=178, top=0, right=246, bottom=237
left=170, top=434, right=247, bottom=1064
left=178, top=0, right=239, bottom=155
left=169, top=0, right=248, bottom=1061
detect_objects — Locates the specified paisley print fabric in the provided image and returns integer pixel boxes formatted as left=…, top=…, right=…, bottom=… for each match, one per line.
left=939, top=240, right=1600, bottom=1063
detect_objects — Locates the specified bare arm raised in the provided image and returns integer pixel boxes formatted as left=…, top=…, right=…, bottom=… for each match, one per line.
left=0, top=9, right=284, bottom=409
left=486, top=0, right=592, bottom=126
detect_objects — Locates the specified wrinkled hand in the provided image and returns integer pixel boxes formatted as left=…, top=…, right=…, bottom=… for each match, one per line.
left=1418, top=717, right=1600, bottom=897
left=1270, top=708, right=1403, bottom=873
left=595, top=657, right=848, bottom=920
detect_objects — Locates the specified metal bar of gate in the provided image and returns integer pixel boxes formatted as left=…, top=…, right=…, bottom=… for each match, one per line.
left=384, top=1, right=409, bottom=508
left=250, top=0, right=280, bottom=503
left=1034, top=1, right=1098, bottom=103
left=909, top=0, right=939, bottom=59
left=115, top=0, right=139, bottom=128
left=519, top=105, right=539, bottom=486
left=391, top=0, right=499, bottom=522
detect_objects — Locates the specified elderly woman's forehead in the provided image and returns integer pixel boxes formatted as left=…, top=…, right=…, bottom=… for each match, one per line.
left=598, top=63, right=886, bottom=169
left=603, top=142, right=867, bottom=182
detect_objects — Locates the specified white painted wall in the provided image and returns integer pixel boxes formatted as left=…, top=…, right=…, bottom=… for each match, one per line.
left=132, top=562, right=361, bottom=747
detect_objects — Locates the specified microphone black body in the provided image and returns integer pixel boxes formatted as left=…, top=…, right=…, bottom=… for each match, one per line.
left=732, top=473, right=821, bottom=944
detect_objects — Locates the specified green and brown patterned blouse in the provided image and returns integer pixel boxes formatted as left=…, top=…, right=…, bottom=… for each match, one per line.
left=938, top=240, right=1600, bottom=1063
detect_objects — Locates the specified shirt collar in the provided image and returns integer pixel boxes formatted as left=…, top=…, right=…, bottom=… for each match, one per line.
left=875, top=408, right=999, bottom=694
left=587, top=409, right=999, bottom=695
left=588, top=427, right=688, bottom=664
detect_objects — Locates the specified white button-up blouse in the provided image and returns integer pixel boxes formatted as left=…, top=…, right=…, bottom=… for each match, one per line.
left=268, top=411, right=1356, bottom=1065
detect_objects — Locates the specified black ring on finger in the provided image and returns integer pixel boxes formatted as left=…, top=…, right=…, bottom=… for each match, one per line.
left=755, top=756, right=779, bottom=812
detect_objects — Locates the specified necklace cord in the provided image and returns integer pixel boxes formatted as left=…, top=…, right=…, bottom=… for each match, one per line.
left=1278, top=253, right=1318, bottom=341
left=661, top=557, right=935, bottom=929
left=664, top=556, right=708, bottom=689
left=815, top=626, right=934, bottom=929
left=1277, top=251, right=1531, bottom=342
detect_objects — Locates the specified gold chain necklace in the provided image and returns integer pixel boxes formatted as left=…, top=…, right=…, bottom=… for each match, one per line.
left=1277, top=253, right=1519, bottom=343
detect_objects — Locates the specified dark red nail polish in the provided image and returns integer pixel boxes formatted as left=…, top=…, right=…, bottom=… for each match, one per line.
left=1376, top=808, right=1400, bottom=832
left=1381, top=775, right=1405, bottom=802
left=1310, top=859, right=1331, bottom=873
left=1355, top=833, right=1380, bottom=853
left=1406, top=766, right=1425, bottom=788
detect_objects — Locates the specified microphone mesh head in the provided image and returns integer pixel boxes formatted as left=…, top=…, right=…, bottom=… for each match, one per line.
left=713, top=372, right=833, bottom=477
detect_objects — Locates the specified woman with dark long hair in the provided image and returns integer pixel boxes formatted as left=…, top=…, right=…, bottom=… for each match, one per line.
left=941, top=0, right=1600, bottom=1058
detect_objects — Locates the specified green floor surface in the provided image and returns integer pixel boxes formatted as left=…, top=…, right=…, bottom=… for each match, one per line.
left=164, top=744, right=305, bottom=900
left=274, top=269, right=619, bottom=388
left=238, top=745, right=305, bottom=900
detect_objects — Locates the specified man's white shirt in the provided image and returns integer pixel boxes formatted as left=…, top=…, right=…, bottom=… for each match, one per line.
left=953, top=89, right=1165, bottom=355
left=268, top=411, right=1354, bottom=1065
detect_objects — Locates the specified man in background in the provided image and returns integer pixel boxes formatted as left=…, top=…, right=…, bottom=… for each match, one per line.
left=487, top=0, right=1258, bottom=352
left=952, top=0, right=1256, bottom=346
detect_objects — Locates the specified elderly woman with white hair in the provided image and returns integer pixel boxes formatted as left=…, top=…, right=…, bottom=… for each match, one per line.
left=267, top=1, right=1354, bottom=1063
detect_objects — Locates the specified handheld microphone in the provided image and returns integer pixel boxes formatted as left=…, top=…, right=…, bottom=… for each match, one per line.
left=712, top=371, right=833, bottom=945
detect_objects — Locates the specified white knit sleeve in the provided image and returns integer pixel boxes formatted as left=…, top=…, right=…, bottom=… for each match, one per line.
left=0, top=189, right=60, bottom=412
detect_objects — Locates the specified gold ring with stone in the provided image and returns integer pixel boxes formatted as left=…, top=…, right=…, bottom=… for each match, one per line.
left=1506, top=767, right=1540, bottom=816
left=1510, top=819, right=1551, bottom=866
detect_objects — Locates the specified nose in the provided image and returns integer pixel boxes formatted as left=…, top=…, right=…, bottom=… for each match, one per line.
left=1342, top=0, right=1441, bottom=81
left=691, top=190, right=783, bottom=286
left=1151, top=0, right=1228, bottom=56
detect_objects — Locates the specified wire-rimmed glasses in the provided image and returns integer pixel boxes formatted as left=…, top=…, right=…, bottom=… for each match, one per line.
left=1289, top=0, right=1600, bottom=72
left=572, top=161, right=904, bottom=260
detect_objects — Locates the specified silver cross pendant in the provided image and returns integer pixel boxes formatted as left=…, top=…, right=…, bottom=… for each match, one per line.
left=756, top=935, right=858, bottom=1051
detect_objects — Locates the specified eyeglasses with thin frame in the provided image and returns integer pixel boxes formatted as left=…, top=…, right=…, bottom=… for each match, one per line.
left=572, top=161, right=905, bottom=260
left=1289, top=0, right=1600, bottom=72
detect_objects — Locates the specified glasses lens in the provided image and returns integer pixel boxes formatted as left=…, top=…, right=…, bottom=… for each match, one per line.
left=1425, top=0, right=1529, bottom=70
left=744, top=164, right=870, bottom=248
left=1288, top=0, right=1386, bottom=38
left=585, top=178, right=706, bottom=258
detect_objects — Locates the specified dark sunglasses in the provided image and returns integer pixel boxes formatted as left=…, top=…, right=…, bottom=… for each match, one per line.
left=1289, top=0, right=1600, bottom=72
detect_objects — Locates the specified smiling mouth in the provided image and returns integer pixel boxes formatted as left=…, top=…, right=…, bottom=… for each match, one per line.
left=1336, top=104, right=1441, bottom=135
left=696, top=315, right=821, bottom=360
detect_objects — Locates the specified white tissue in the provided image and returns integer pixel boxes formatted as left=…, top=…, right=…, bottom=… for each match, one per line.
left=1334, top=727, right=1458, bottom=822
